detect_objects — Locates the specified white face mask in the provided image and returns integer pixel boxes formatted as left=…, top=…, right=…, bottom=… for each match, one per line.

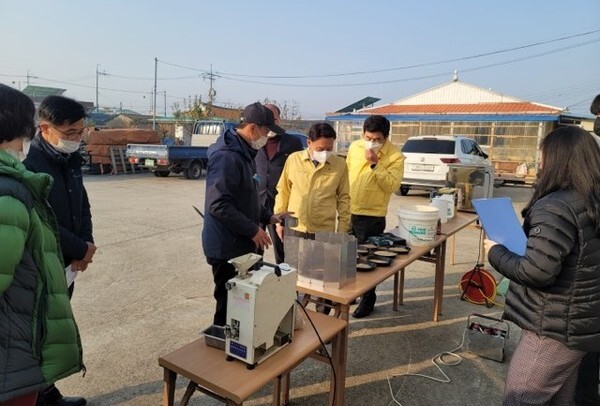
left=364, top=140, right=383, bottom=152
left=311, top=150, right=333, bottom=164
left=52, top=138, right=81, bottom=154
left=266, top=130, right=278, bottom=138
left=5, top=149, right=26, bottom=162
left=2, top=137, right=30, bottom=162
left=250, top=134, right=268, bottom=150
left=22, top=138, right=31, bottom=157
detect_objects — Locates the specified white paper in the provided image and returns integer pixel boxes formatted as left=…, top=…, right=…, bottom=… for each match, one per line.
left=65, top=265, right=78, bottom=287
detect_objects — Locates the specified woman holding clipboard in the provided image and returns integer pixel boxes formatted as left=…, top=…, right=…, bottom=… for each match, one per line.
left=484, top=126, right=600, bottom=405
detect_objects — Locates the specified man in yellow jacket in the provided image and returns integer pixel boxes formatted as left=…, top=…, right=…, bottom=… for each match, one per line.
left=347, top=115, right=404, bottom=318
left=275, top=122, right=350, bottom=242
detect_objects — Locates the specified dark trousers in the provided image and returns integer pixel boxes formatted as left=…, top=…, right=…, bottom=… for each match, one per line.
left=207, top=258, right=237, bottom=326
left=351, top=214, right=386, bottom=305
left=575, top=352, right=600, bottom=405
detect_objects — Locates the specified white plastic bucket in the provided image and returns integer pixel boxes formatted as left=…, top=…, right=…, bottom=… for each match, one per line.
left=397, top=205, right=440, bottom=246
left=430, top=197, right=448, bottom=224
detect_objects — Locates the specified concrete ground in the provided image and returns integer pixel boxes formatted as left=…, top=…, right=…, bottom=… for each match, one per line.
left=56, top=172, right=534, bottom=405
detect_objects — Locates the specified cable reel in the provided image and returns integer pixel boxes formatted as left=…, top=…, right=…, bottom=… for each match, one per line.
left=459, top=263, right=498, bottom=307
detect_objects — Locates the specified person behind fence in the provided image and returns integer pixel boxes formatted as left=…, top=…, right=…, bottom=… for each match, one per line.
left=254, top=104, right=304, bottom=264
left=484, top=126, right=600, bottom=405
left=202, top=102, right=291, bottom=326
left=0, top=84, right=84, bottom=406
left=574, top=93, right=600, bottom=406
left=346, top=115, right=404, bottom=318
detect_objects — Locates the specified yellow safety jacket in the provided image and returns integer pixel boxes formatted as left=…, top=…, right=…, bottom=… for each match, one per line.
left=346, top=138, right=404, bottom=217
left=275, top=150, right=350, bottom=233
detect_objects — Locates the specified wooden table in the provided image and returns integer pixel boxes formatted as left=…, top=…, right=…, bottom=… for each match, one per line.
left=297, top=212, right=478, bottom=323
left=294, top=213, right=477, bottom=406
left=158, top=310, right=347, bottom=406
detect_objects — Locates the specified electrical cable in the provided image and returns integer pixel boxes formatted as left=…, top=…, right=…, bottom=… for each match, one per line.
left=213, top=38, right=600, bottom=88
left=154, top=34, right=600, bottom=88
left=102, top=72, right=203, bottom=81
left=459, top=225, right=505, bottom=308
left=215, top=29, right=600, bottom=79
left=387, top=329, right=468, bottom=405
left=295, top=298, right=337, bottom=406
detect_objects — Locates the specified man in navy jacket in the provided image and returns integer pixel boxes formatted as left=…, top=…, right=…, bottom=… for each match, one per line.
left=202, top=102, right=290, bottom=326
left=255, top=104, right=303, bottom=264
left=24, top=96, right=94, bottom=406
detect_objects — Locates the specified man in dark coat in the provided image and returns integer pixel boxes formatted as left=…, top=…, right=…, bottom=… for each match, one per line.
left=24, top=96, right=95, bottom=406
left=202, top=102, right=290, bottom=326
left=255, top=104, right=303, bottom=264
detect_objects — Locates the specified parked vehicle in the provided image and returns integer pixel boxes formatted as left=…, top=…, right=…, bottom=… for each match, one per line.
left=398, top=135, right=492, bottom=195
left=127, top=121, right=308, bottom=179
left=126, top=120, right=235, bottom=179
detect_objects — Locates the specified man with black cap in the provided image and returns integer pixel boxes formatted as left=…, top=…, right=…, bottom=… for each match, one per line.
left=201, top=102, right=291, bottom=326
left=255, top=104, right=304, bottom=264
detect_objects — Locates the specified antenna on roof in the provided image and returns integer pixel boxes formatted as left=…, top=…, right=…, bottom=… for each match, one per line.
left=452, top=70, right=459, bottom=82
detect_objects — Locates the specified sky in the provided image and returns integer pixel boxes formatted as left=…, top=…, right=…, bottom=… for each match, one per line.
left=1, top=0, right=599, bottom=119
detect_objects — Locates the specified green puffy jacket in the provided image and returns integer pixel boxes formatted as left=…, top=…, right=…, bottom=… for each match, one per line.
left=0, top=150, right=83, bottom=402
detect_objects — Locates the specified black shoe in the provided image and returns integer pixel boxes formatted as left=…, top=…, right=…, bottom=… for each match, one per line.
left=352, top=303, right=374, bottom=318
left=316, top=299, right=334, bottom=315
left=50, top=397, right=87, bottom=406
left=353, top=292, right=376, bottom=319
left=39, top=387, right=87, bottom=406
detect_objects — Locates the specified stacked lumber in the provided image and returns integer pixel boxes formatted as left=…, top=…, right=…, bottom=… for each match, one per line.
left=86, top=129, right=161, bottom=166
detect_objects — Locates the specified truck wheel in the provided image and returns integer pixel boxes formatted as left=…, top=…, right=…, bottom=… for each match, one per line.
left=185, top=163, right=203, bottom=180
left=154, top=170, right=170, bottom=177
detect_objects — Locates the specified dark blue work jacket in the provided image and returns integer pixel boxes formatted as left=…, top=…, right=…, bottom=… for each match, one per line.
left=202, top=128, right=271, bottom=260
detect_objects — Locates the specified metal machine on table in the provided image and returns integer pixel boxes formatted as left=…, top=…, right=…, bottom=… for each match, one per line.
left=446, top=164, right=494, bottom=212
left=224, top=253, right=297, bottom=368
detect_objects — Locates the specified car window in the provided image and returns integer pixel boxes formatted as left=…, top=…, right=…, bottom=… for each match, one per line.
left=193, top=121, right=224, bottom=136
left=401, top=139, right=455, bottom=154
left=461, top=139, right=482, bottom=156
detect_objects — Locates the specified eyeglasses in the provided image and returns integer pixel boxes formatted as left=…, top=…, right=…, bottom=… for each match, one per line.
left=50, top=125, right=89, bottom=140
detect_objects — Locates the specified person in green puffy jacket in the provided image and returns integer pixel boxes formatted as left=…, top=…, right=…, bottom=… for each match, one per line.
left=0, top=84, right=84, bottom=406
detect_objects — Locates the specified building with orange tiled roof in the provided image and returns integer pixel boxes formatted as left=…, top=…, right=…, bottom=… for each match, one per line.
left=327, top=76, right=593, bottom=177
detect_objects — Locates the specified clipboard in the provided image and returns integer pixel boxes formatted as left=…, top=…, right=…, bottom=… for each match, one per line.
left=472, top=197, right=526, bottom=255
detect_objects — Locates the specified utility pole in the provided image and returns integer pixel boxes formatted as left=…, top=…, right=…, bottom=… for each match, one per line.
left=95, top=64, right=99, bottom=113
left=153, top=57, right=157, bottom=130
left=203, top=64, right=217, bottom=117
left=163, top=90, right=167, bottom=117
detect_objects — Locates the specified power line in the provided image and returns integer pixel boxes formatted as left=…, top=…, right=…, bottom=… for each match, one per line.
left=102, top=72, right=203, bottom=81
left=215, top=29, right=600, bottom=79
left=214, top=38, right=600, bottom=88
left=33, top=76, right=152, bottom=95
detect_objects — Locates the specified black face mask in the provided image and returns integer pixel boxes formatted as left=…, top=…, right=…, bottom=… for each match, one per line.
left=594, top=117, right=600, bottom=136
